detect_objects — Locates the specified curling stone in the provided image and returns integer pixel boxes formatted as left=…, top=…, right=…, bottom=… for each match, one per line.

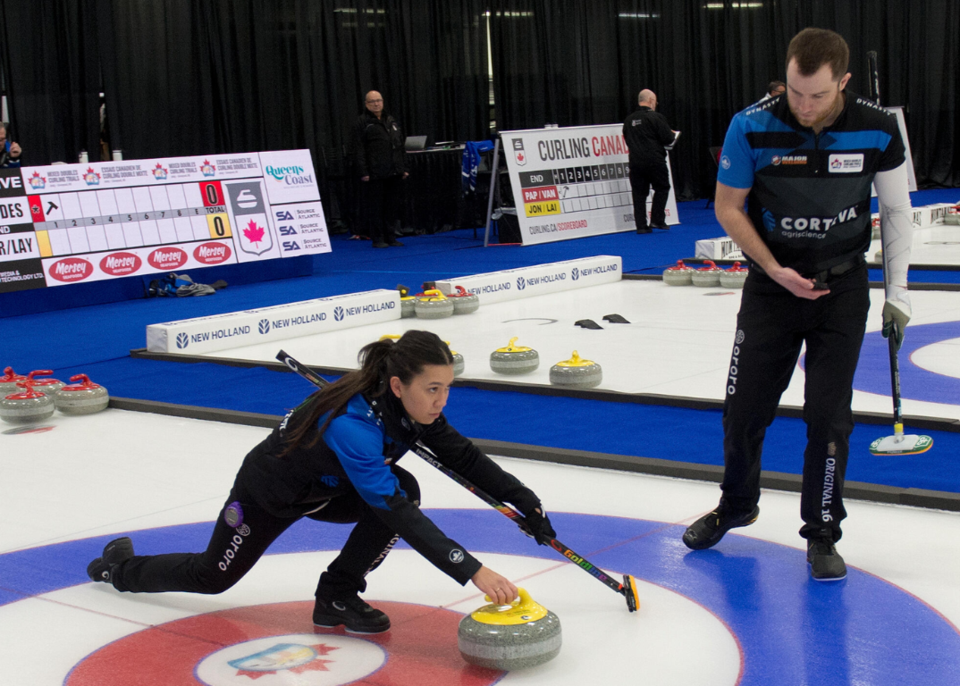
left=662, top=260, right=694, bottom=286
left=549, top=351, right=602, bottom=389
left=691, top=260, right=723, bottom=287
left=1, top=381, right=55, bottom=424
left=415, top=289, right=455, bottom=319
left=945, top=206, right=960, bottom=225
left=25, top=369, right=65, bottom=395
left=54, top=374, right=109, bottom=415
left=449, top=285, right=480, bottom=315
left=397, top=284, right=417, bottom=318
left=458, top=587, right=562, bottom=671
left=444, top=341, right=465, bottom=377
left=490, top=337, right=539, bottom=375
left=719, top=261, right=749, bottom=288
left=0, top=367, right=27, bottom=396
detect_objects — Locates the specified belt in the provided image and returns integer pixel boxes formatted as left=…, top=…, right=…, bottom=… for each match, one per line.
left=807, top=255, right=865, bottom=283
left=751, top=255, right=864, bottom=282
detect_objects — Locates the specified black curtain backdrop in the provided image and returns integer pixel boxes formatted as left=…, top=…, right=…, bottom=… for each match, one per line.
left=0, top=0, right=102, bottom=166
left=0, top=1, right=957, bottom=202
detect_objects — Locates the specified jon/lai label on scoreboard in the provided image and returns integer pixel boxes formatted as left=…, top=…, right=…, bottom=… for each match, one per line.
left=2, top=150, right=330, bottom=293
left=501, top=124, right=678, bottom=245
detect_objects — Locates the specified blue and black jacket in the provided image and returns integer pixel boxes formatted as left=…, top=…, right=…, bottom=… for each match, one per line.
left=717, top=91, right=905, bottom=275
left=238, top=390, right=542, bottom=584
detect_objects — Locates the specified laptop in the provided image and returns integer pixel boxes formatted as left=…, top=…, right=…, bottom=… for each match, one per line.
left=404, top=135, right=429, bottom=151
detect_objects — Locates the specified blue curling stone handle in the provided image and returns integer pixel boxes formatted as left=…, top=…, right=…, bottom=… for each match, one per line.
left=224, top=501, right=244, bottom=528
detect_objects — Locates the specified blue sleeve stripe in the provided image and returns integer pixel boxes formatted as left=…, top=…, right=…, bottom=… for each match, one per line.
left=823, top=130, right=893, bottom=152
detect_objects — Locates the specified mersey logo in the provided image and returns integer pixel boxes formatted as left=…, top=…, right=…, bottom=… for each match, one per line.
left=176, top=333, right=189, bottom=349
left=148, top=247, right=187, bottom=270
left=193, top=241, right=231, bottom=265
left=571, top=267, right=579, bottom=281
left=200, top=159, right=216, bottom=176
left=83, top=167, right=101, bottom=186
left=517, top=276, right=526, bottom=290
left=259, top=319, right=270, bottom=334
left=28, top=171, right=46, bottom=190
left=152, top=163, right=168, bottom=180
left=334, top=306, right=345, bottom=321
left=99, top=252, right=141, bottom=276
left=48, top=257, right=93, bottom=283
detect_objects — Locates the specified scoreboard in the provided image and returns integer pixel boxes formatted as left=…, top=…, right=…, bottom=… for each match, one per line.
left=0, top=149, right=330, bottom=294
left=501, top=124, right=678, bottom=245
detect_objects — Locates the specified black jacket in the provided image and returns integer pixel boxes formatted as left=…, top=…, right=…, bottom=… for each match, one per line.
left=354, top=110, right=407, bottom=178
left=237, top=390, right=542, bottom=585
left=623, top=106, right=676, bottom=167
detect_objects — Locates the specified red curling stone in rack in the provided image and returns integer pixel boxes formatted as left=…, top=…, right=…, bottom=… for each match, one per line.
left=0, top=366, right=28, bottom=396
left=54, top=374, right=110, bottom=415
left=1, top=380, right=56, bottom=424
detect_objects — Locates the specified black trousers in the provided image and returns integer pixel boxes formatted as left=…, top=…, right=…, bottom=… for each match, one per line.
left=112, top=466, right=420, bottom=600
left=362, top=175, right=402, bottom=243
left=629, top=162, right=670, bottom=230
left=719, top=266, right=870, bottom=542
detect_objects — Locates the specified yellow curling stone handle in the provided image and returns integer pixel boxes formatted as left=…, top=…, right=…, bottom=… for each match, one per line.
left=495, top=337, right=532, bottom=353
left=471, top=587, right=549, bottom=625
left=420, top=288, right=447, bottom=301
left=379, top=334, right=401, bottom=341
left=554, top=350, right=596, bottom=367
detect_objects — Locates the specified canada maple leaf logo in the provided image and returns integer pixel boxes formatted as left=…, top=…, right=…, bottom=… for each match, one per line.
left=244, top=220, right=265, bottom=245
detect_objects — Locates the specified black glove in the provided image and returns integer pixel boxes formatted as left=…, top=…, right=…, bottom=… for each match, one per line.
left=523, top=507, right=556, bottom=546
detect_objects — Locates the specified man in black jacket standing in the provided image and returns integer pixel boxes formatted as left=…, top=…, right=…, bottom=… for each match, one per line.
left=623, top=90, right=677, bottom=233
left=355, top=91, right=408, bottom=248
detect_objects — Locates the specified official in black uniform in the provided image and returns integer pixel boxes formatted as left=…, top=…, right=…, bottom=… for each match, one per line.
left=355, top=90, right=408, bottom=248
left=87, top=331, right=556, bottom=633
left=622, top=90, right=677, bottom=232
left=682, top=29, right=914, bottom=581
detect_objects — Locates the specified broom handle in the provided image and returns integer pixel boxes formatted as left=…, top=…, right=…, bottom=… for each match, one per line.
left=274, top=349, right=629, bottom=598
left=887, top=323, right=903, bottom=435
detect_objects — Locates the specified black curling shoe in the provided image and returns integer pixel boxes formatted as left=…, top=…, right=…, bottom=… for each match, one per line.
left=87, top=536, right=135, bottom=583
left=313, top=595, right=391, bottom=634
left=682, top=505, right=760, bottom=550
left=807, top=538, right=847, bottom=581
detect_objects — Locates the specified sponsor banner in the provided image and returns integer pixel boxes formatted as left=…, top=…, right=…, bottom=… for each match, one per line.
left=258, top=150, right=321, bottom=205
left=434, top=255, right=621, bottom=306
left=501, top=124, right=679, bottom=245
left=40, top=240, right=237, bottom=287
left=273, top=201, right=331, bottom=256
left=146, top=289, right=400, bottom=354
left=20, top=153, right=263, bottom=194
left=0, top=258, right=45, bottom=291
